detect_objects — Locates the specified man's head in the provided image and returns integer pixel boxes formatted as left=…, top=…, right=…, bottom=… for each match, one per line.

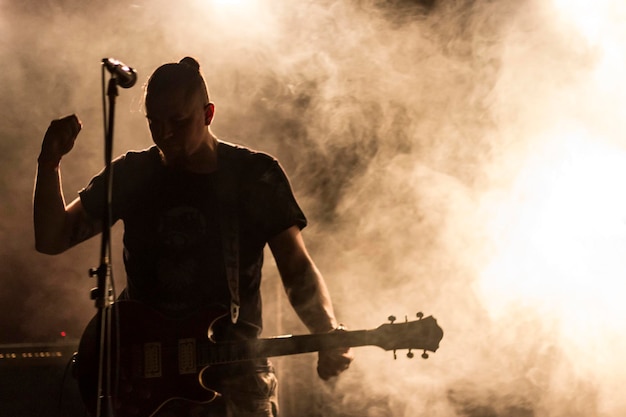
left=145, top=57, right=210, bottom=110
left=144, top=57, right=215, bottom=167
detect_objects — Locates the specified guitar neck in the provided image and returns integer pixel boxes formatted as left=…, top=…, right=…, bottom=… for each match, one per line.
left=205, top=330, right=371, bottom=365
left=257, top=330, right=371, bottom=358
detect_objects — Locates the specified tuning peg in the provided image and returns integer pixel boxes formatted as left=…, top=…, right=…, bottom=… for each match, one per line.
left=392, top=349, right=397, bottom=360
left=416, top=312, right=424, bottom=319
left=421, top=350, right=429, bottom=359
left=388, top=315, right=396, bottom=324
left=407, top=349, right=414, bottom=359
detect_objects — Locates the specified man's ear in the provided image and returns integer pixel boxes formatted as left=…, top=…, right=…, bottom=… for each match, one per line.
left=205, top=103, right=215, bottom=125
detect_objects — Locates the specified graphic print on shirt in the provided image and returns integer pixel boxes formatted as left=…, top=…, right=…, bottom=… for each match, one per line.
left=155, top=205, right=214, bottom=315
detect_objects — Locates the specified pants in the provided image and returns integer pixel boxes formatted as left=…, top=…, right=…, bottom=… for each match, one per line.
left=221, top=365, right=279, bottom=417
left=155, top=363, right=279, bottom=417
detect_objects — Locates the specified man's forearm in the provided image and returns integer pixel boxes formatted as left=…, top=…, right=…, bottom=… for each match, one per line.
left=33, top=163, right=69, bottom=254
left=285, top=264, right=339, bottom=334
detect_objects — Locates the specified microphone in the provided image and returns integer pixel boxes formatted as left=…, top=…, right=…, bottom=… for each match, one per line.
left=102, top=58, right=137, bottom=88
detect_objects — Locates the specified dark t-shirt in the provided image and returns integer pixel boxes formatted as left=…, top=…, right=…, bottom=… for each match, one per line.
left=79, top=141, right=306, bottom=334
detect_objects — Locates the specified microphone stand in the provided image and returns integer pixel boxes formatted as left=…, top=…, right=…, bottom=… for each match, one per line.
left=88, top=74, right=122, bottom=417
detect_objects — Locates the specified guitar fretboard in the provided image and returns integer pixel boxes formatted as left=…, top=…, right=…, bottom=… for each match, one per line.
left=198, top=330, right=374, bottom=366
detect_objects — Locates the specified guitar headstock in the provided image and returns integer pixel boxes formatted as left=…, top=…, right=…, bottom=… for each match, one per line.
left=372, top=312, right=443, bottom=358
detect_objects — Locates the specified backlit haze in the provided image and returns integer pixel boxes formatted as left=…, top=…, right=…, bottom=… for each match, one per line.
left=1, top=0, right=625, bottom=415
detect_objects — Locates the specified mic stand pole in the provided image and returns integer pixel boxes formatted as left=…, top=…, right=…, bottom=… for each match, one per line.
left=88, top=75, right=121, bottom=417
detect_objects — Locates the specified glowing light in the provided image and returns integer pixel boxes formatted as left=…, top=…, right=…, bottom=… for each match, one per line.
left=211, top=0, right=253, bottom=7
left=550, top=0, right=626, bottom=93
left=200, top=0, right=264, bottom=16
left=479, top=126, right=626, bottom=332
left=189, top=0, right=276, bottom=44
left=551, top=0, right=605, bottom=43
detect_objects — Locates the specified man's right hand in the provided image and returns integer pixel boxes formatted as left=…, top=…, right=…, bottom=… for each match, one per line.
left=38, top=114, right=82, bottom=166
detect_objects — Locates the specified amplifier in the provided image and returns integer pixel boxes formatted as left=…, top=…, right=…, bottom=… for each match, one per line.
left=0, top=339, right=78, bottom=367
left=0, top=340, right=86, bottom=417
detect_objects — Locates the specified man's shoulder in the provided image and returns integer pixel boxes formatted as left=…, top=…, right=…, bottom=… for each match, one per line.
left=109, top=146, right=161, bottom=185
left=218, top=140, right=277, bottom=170
left=118, top=146, right=160, bottom=163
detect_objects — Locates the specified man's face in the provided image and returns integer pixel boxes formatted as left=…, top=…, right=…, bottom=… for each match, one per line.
left=145, top=88, right=207, bottom=167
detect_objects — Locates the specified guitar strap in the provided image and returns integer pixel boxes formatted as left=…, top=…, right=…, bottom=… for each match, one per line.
left=214, top=141, right=241, bottom=324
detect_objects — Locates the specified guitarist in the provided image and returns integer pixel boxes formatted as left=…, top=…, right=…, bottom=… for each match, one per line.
left=33, top=56, right=354, bottom=416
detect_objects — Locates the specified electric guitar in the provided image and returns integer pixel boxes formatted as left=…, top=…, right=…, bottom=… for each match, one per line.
left=75, top=301, right=443, bottom=417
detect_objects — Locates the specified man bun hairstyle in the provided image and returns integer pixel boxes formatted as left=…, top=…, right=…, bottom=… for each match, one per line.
left=146, top=56, right=210, bottom=105
left=179, top=56, right=201, bottom=72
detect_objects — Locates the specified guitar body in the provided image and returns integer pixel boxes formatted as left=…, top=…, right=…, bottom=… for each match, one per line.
left=75, top=301, right=227, bottom=417
left=74, top=300, right=444, bottom=417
